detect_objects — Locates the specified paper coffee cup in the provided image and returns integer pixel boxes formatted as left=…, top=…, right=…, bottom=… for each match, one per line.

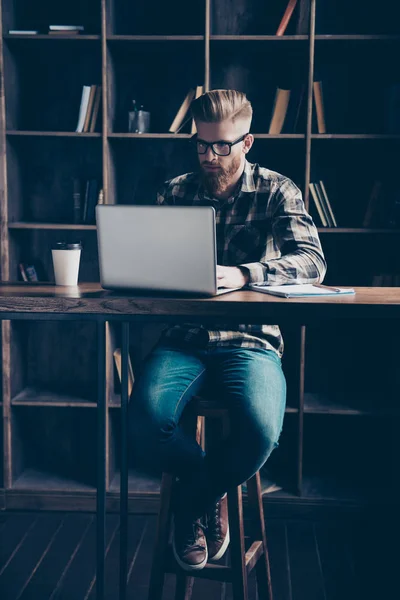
left=52, top=242, right=82, bottom=286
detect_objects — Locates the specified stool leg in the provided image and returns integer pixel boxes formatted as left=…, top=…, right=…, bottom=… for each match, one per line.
left=148, top=473, right=174, bottom=600
left=227, top=485, right=249, bottom=600
left=172, top=414, right=199, bottom=600
left=246, top=472, right=273, bottom=600
left=175, top=572, right=194, bottom=600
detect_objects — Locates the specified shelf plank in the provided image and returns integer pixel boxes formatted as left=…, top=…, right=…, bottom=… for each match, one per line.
left=317, top=228, right=400, bottom=234
left=301, top=474, right=395, bottom=503
left=6, top=131, right=102, bottom=137
left=4, top=34, right=101, bottom=40
left=315, top=35, right=400, bottom=41
left=210, top=35, right=308, bottom=41
left=107, top=35, right=204, bottom=41
left=304, top=392, right=399, bottom=416
left=9, top=222, right=97, bottom=230
left=109, top=470, right=161, bottom=494
left=6, top=34, right=398, bottom=42
left=108, top=133, right=305, bottom=139
left=108, top=133, right=192, bottom=139
left=8, top=471, right=394, bottom=505
left=12, top=468, right=95, bottom=492
left=312, top=134, right=400, bottom=139
left=6, top=131, right=305, bottom=140
left=11, top=387, right=96, bottom=408
left=254, top=134, right=305, bottom=139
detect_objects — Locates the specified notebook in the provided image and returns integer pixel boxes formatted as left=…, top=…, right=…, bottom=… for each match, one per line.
left=249, top=284, right=355, bottom=298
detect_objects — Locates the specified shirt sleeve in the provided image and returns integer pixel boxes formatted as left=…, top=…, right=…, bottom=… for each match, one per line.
left=239, top=178, right=327, bottom=286
left=156, top=182, right=170, bottom=205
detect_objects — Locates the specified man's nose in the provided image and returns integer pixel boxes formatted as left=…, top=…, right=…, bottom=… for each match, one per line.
left=204, top=146, right=216, bottom=161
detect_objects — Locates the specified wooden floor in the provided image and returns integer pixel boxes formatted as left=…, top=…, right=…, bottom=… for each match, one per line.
left=0, top=510, right=397, bottom=600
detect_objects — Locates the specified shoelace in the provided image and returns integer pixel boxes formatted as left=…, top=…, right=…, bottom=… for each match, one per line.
left=182, top=520, right=207, bottom=552
left=205, top=502, right=222, bottom=540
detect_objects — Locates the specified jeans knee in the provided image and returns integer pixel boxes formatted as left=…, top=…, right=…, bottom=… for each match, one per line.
left=247, top=424, right=280, bottom=463
left=129, top=408, right=177, bottom=461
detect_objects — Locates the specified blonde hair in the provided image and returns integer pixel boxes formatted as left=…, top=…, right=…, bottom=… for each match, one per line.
left=191, top=89, right=252, bottom=124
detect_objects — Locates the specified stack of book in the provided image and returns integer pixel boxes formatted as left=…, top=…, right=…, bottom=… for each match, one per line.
left=269, top=81, right=325, bottom=134
left=309, top=181, right=337, bottom=227
left=73, top=178, right=104, bottom=224
left=169, top=85, right=203, bottom=134
left=76, top=85, right=102, bottom=133
left=268, top=85, right=305, bottom=134
left=8, top=25, right=85, bottom=36
left=48, top=25, right=85, bottom=35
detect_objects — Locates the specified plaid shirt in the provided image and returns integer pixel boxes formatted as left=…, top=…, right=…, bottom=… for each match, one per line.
left=156, top=160, right=326, bottom=356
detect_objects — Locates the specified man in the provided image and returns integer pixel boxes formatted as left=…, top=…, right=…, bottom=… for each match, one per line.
left=129, top=89, right=326, bottom=571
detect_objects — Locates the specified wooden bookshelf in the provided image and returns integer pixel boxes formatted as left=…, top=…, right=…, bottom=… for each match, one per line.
left=0, top=0, right=399, bottom=513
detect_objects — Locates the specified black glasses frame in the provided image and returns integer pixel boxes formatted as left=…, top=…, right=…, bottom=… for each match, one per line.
left=191, top=133, right=249, bottom=156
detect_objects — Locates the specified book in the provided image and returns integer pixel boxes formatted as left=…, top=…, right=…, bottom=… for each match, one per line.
left=295, top=0, right=310, bottom=34
left=48, top=30, right=81, bottom=35
left=191, top=85, right=204, bottom=134
left=89, top=86, right=102, bottom=132
left=282, top=84, right=305, bottom=133
left=82, top=179, right=90, bottom=222
left=242, top=475, right=282, bottom=495
left=49, top=25, right=84, bottom=31
left=318, top=180, right=337, bottom=227
left=18, top=263, right=28, bottom=282
left=169, top=89, right=196, bottom=133
left=97, top=188, right=105, bottom=205
left=269, top=88, right=291, bottom=134
left=113, top=348, right=134, bottom=397
left=314, top=181, right=333, bottom=227
left=76, top=85, right=91, bottom=133
left=309, top=182, right=328, bottom=226
left=86, top=179, right=99, bottom=224
left=313, top=81, right=326, bottom=133
left=73, top=178, right=81, bottom=224
left=8, top=30, right=38, bottom=35
left=276, top=0, right=298, bottom=36
left=24, top=264, right=39, bottom=282
left=175, top=114, right=192, bottom=134
left=83, top=85, right=97, bottom=132
left=249, top=284, right=355, bottom=297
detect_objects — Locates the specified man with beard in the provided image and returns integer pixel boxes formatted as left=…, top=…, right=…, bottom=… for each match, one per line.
left=129, top=90, right=326, bottom=571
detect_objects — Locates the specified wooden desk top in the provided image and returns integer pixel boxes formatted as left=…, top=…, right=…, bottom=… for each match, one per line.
left=0, top=283, right=399, bottom=321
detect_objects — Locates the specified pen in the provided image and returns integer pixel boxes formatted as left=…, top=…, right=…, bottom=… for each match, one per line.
left=314, top=284, right=341, bottom=292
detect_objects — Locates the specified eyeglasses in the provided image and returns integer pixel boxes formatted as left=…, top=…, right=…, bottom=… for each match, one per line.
left=191, top=133, right=249, bottom=156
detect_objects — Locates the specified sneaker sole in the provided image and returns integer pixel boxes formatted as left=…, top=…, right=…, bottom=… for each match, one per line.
left=172, top=531, right=208, bottom=572
left=209, top=526, right=230, bottom=562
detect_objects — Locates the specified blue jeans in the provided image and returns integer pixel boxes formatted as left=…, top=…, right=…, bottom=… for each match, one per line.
left=129, top=343, right=287, bottom=516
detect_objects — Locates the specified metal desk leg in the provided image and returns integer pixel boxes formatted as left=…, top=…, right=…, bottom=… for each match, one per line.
left=97, top=321, right=106, bottom=600
left=120, top=322, right=130, bottom=599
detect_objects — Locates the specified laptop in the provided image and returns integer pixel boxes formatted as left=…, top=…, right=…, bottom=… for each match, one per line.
left=96, top=205, right=241, bottom=296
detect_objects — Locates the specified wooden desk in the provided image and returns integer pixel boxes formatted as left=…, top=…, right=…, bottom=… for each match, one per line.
left=1, top=283, right=399, bottom=600
left=0, top=283, right=400, bottom=320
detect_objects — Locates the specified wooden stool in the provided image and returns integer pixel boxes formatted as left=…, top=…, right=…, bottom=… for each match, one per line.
left=148, top=396, right=273, bottom=600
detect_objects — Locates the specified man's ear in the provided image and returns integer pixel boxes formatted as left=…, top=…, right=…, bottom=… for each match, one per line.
left=243, top=134, right=254, bottom=154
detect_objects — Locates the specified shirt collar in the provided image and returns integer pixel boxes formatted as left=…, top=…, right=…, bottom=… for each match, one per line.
left=241, top=159, right=256, bottom=193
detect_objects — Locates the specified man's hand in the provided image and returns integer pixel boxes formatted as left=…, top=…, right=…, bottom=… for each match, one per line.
left=217, top=266, right=249, bottom=289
